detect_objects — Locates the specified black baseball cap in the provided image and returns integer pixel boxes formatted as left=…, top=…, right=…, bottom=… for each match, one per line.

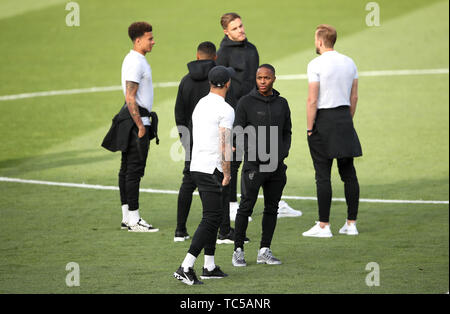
left=208, top=65, right=235, bottom=87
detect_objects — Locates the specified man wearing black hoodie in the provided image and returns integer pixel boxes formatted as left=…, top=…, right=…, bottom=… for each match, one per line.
left=232, top=64, right=292, bottom=267
left=174, top=42, right=236, bottom=242
left=217, top=12, right=260, bottom=222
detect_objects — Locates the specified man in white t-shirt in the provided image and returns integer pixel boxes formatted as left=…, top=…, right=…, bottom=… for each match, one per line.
left=173, top=66, right=235, bottom=285
left=302, top=24, right=362, bottom=238
left=118, top=21, right=158, bottom=232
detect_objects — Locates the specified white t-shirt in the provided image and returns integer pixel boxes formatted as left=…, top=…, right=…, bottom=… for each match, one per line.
left=121, top=49, right=153, bottom=126
left=190, top=92, right=235, bottom=174
left=307, top=50, right=358, bottom=109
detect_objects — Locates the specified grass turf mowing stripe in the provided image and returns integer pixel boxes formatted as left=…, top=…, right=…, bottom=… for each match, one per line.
left=1, top=176, right=448, bottom=205
left=0, top=68, right=447, bottom=101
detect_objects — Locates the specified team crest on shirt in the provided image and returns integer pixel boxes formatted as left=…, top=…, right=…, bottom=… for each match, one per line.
left=249, top=171, right=255, bottom=180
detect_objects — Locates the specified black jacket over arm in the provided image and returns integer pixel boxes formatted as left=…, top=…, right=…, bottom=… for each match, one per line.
left=101, top=104, right=155, bottom=152
left=234, top=88, right=292, bottom=170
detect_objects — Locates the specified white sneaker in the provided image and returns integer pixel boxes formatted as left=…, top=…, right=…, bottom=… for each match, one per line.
left=302, top=221, right=333, bottom=238
left=229, top=202, right=252, bottom=222
left=339, top=221, right=359, bottom=235
left=128, top=218, right=159, bottom=233
left=277, top=200, right=302, bottom=218
left=229, top=202, right=238, bottom=221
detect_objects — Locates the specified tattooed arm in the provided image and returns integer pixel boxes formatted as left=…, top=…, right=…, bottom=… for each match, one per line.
left=125, top=80, right=146, bottom=138
left=219, top=126, right=232, bottom=186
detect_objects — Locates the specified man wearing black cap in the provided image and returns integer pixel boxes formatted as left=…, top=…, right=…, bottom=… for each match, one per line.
left=173, top=41, right=220, bottom=242
left=173, top=42, right=241, bottom=245
left=232, top=64, right=292, bottom=267
left=173, top=65, right=235, bottom=285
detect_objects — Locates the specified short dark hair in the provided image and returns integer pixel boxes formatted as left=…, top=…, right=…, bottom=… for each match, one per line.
left=220, top=12, right=241, bottom=29
left=128, top=22, right=152, bottom=42
left=197, top=41, right=216, bottom=58
left=258, top=64, right=276, bottom=76
left=316, top=24, right=337, bottom=48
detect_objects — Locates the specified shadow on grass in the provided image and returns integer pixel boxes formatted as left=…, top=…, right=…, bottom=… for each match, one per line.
left=0, top=149, right=117, bottom=175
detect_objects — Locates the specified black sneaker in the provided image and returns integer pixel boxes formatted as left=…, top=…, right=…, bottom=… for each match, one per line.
left=200, top=266, right=228, bottom=279
left=174, top=230, right=190, bottom=242
left=173, top=266, right=203, bottom=285
left=217, top=228, right=250, bottom=244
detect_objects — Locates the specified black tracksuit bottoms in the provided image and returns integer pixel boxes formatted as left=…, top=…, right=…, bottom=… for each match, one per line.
left=188, top=169, right=228, bottom=257
left=229, top=158, right=242, bottom=202
left=176, top=161, right=231, bottom=236
left=118, top=126, right=150, bottom=211
left=307, top=139, right=359, bottom=223
left=234, top=163, right=287, bottom=251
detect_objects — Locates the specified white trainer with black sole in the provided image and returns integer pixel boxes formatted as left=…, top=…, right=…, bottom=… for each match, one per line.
left=174, top=230, right=190, bottom=242
left=128, top=218, right=159, bottom=232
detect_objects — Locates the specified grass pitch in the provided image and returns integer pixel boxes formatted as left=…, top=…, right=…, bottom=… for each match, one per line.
left=0, top=0, right=448, bottom=294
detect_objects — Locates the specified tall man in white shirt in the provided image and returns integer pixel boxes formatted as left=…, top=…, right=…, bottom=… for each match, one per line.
left=173, top=66, right=235, bottom=285
left=302, top=24, right=362, bottom=238
left=119, top=22, right=158, bottom=232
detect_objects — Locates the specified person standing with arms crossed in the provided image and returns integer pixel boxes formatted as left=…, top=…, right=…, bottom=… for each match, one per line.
left=173, top=66, right=235, bottom=285
left=302, top=24, right=362, bottom=238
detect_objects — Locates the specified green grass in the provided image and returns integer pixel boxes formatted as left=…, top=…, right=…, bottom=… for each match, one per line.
left=0, top=0, right=448, bottom=294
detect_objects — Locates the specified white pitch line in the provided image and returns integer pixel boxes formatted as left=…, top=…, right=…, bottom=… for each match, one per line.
left=0, top=68, right=448, bottom=102
left=0, top=176, right=448, bottom=205
left=277, top=68, right=449, bottom=80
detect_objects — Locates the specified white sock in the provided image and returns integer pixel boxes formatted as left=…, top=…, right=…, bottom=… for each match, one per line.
left=204, top=255, right=216, bottom=271
left=128, top=209, right=140, bottom=226
left=259, top=247, right=269, bottom=254
left=181, top=253, right=197, bottom=272
left=121, top=204, right=129, bottom=223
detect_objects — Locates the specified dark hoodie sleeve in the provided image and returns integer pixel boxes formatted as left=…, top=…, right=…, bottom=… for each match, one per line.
left=216, top=46, right=229, bottom=67
left=282, top=100, right=292, bottom=159
left=233, top=98, right=247, bottom=150
left=174, top=78, right=187, bottom=138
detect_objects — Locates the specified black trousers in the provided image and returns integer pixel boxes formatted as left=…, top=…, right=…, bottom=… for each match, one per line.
left=188, top=170, right=227, bottom=257
left=118, top=126, right=150, bottom=211
left=176, top=161, right=231, bottom=235
left=308, top=133, right=359, bottom=223
left=234, top=163, right=287, bottom=251
left=229, top=159, right=242, bottom=202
